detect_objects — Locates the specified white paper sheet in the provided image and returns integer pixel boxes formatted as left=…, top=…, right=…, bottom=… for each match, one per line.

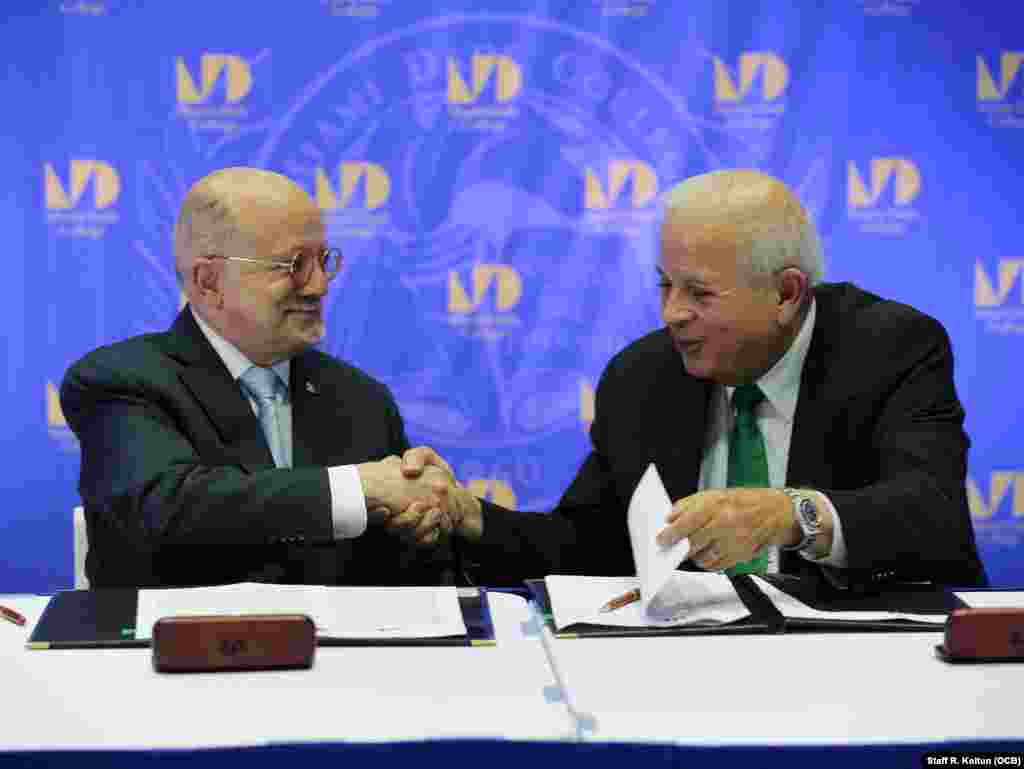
left=627, top=463, right=691, bottom=611
left=544, top=572, right=750, bottom=631
left=318, top=586, right=466, bottom=639
left=135, top=583, right=466, bottom=640
left=954, top=591, right=1024, bottom=609
left=751, top=577, right=947, bottom=624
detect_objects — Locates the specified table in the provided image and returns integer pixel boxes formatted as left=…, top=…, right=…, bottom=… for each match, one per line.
left=1, top=592, right=1021, bottom=768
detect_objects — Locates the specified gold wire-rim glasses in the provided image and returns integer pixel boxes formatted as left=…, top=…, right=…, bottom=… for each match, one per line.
left=206, top=247, right=342, bottom=287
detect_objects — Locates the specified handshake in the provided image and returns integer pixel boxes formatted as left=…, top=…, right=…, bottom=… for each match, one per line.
left=357, top=447, right=483, bottom=547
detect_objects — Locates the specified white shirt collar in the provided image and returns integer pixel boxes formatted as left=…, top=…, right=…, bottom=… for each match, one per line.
left=189, top=307, right=290, bottom=392
left=726, top=298, right=816, bottom=424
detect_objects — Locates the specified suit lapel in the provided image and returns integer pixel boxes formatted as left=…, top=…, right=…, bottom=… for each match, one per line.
left=289, top=349, right=353, bottom=584
left=787, top=291, right=835, bottom=489
left=166, top=308, right=276, bottom=471
left=784, top=369, right=827, bottom=577
left=289, top=352, right=336, bottom=467
left=663, top=383, right=711, bottom=503
left=647, top=333, right=711, bottom=503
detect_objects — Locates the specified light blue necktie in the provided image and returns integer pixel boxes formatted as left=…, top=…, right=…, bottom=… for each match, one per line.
left=240, top=366, right=289, bottom=468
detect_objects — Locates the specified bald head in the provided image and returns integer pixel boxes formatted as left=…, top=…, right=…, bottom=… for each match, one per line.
left=172, top=167, right=329, bottom=365
left=662, top=169, right=823, bottom=285
left=174, top=167, right=317, bottom=294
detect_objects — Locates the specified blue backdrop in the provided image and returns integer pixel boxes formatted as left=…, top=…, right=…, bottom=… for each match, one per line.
left=2, top=0, right=1021, bottom=592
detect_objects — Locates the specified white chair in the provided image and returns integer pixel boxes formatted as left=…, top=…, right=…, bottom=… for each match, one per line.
left=73, top=505, right=90, bottom=589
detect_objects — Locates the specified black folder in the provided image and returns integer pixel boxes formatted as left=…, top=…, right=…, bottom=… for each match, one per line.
left=27, top=588, right=497, bottom=649
left=754, top=574, right=965, bottom=632
left=525, top=576, right=783, bottom=639
left=526, top=574, right=965, bottom=639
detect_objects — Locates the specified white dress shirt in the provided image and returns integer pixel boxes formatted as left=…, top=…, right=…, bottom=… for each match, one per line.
left=696, top=300, right=848, bottom=571
left=191, top=308, right=367, bottom=539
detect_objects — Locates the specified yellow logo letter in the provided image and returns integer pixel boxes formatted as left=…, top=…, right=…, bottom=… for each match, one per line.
left=46, top=382, right=67, bottom=428
left=977, top=52, right=1024, bottom=101
left=44, top=161, right=120, bottom=210
left=447, top=54, right=522, bottom=104
left=448, top=265, right=523, bottom=313
left=585, top=161, right=657, bottom=210
left=466, top=479, right=517, bottom=508
left=975, top=260, right=1024, bottom=308
left=316, top=164, right=391, bottom=210
left=848, top=158, right=920, bottom=208
left=177, top=54, right=252, bottom=104
left=713, top=52, right=788, bottom=103
left=579, top=380, right=595, bottom=432
left=968, top=473, right=1024, bottom=518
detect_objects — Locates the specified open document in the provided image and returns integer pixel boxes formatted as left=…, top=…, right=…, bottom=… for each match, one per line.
left=539, top=463, right=956, bottom=634
left=135, top=583, right=467, bottom=641
left=627, top=463, right=692, bottom=614
left=544, top=572, right=751, bottom=631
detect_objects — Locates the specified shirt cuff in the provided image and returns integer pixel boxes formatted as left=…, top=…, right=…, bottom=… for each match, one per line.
left=799, top=491, right=848, bottom=568
left=326, top=465, right=367, bottom=539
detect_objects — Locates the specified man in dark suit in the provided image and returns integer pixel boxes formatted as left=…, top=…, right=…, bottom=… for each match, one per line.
left=397, top=169, right=986, bottom=588
left=61, top=167, right=452, bottom=588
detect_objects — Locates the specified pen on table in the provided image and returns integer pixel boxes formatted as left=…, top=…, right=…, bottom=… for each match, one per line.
left=0, top=604, right=27, bottom=627
left=598, top=588, right=641, bottom=614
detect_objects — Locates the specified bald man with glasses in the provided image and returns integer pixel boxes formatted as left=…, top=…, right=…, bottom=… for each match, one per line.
left=61, top=167, right=454, bottom=588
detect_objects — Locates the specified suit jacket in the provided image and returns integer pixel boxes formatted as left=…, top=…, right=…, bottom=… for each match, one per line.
left=469, top=282, right=987, bottom=588
left=61, top=307, right=452, bottom=588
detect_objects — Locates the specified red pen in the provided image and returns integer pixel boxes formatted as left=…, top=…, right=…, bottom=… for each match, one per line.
left=0, top=604, right=26, bottom=627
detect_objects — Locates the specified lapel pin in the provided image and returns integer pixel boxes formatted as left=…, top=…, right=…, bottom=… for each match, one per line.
left=306, top=381, right=318, bottom=395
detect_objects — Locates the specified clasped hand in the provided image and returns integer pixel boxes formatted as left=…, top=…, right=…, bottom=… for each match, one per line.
left=360, top=447, right=482, bottom=548
left=359, top=455, right=455, bottom=547
left=361, top=448, right=482, bottom=547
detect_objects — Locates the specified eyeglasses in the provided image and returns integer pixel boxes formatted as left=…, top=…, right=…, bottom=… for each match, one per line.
left=208, top=247, right=342, bottom=287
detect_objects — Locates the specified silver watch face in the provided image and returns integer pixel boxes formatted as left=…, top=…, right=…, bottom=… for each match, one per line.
left=798, top=498, right=818, bottom=528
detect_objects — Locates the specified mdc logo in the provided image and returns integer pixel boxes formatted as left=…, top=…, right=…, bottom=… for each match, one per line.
left=448, top=265, right=522, bottom=314
left=975, top=260, right=1024, bottom=308
left=44, top=161, right=120, bottom=210
left=977, top=52, right=1024, bottom=102
left=713, top=53, right=788, bottom=104
left=847, top=158, right=920, bottom=209
left=47, top=381, right=78, bottom=452
left=176, top=54, right=252, bottom=105
left=968, top=473, right=1024, bottom=519
left=465, top=479, right=517, bottom=508
left=580, top=380, right=595, bottom=433
left=315, top=163, right=391, bottom=210
left=447, top=54, right=522, bottom=104
left=584, top=161, right=657, bottom=210
left=46, top=382, right=67, bottom=429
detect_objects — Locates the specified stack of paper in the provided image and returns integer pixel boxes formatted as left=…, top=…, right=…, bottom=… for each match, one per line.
left=135, top=583, right=467, bottom=641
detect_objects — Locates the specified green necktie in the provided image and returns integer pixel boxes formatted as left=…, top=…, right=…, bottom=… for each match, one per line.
left=725, top=383, right=771, bottom=575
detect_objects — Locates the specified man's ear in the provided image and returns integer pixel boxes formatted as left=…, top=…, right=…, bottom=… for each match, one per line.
left=776, top=267, right=809, bottom=324
left=192, top=257, right=224, bottom=309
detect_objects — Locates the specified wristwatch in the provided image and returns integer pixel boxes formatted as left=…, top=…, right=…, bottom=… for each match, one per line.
left=782, top=488, right=821, bottom=554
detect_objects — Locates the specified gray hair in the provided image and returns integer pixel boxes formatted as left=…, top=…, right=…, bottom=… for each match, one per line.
left=663, top=169, right=824, bottom=285
left=173, top=196, right=236, bottom=289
